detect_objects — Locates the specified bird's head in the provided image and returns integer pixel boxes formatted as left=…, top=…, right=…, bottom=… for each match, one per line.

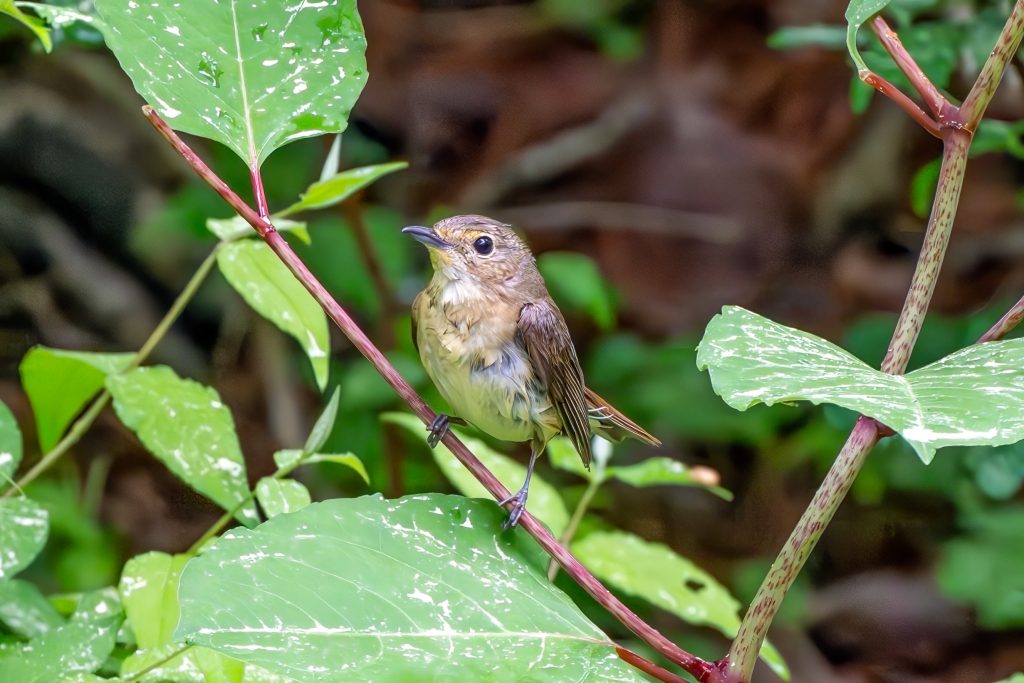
left=403, top=214, right=534, bottom=284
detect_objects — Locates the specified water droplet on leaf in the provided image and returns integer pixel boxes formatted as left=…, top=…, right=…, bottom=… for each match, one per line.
left=196, top=52, right=223, bottom=88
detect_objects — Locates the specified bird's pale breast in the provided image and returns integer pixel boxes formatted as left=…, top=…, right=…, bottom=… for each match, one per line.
left=414, top=280, right=559, bottom=444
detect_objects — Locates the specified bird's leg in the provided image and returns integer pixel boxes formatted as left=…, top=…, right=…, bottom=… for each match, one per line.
left=499, top=442, right=542, bottom=530
left=426, top=413, right=466, bottom=448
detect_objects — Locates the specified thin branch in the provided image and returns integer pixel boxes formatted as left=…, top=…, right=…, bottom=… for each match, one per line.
left=869, top=16, right=950, bottom=120
left=859, top=70, right=943, bottom=138
left=548, top=476, right=601, bottom=581
left=978, top=293, right=1024, bottom=343
left=142, top=106, right=716, bottom=683
left=616, top=646, right=688, bottom=683
left=123, top=643, right=193, bottom=681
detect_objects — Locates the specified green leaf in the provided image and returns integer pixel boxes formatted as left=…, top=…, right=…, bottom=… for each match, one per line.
left=18, top=2, right=104, bottom=47
left=303, top=386, right=340, bottom=453
left=768, top=24, right=846, bottom=51
left=538, top=252, right=617, bottom=330
left=0, top=579, right=63, bottom=638
left=255, top=478, right=311, bottom=517
left=606, top=458, right=733, bottom=501
left=176, top=494, right=644, bottom=682
left=118, top=551, right=190, bottom=648
left=909, top=157, right=941, bottom=218
left=938, top=508, right=1024, bottom=629
left=0, top=498, right=48, bottom=579
left=206, top=216, right=308, bottom=243
left=383, top=413, right=570, bottom=535
left=218, top=240, right=330, bottom=391
left=547, top=436, right=592, bottom=479
left=20, top=347, right=134, bottom=452
left=846, top=1, right=891, bottom=72
left=697, top=306, right=1024, bottom=464
left=107, top=366, right=258, bottom=526
left=572, top=531, right=789, bottom=680
left=0, top=589, right=121, bottom=683
left=279, top=162, right=408, bottom=216
left=0, top=400, right=21, bottom=483
left=0, top=0, right=51, bottom=51
left=993, top=675, right=1024, bottom=683
left=273, top=449, right=369, bottom=485
left=94, top=0, right=368, bottom=166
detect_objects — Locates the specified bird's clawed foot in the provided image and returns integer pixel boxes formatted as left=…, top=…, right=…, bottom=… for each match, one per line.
left=426, top=413, right=465, bottom=448
left=498, top=487, right=529, bottom=530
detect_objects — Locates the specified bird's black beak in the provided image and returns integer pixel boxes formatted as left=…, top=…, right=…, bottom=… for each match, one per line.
left=402, top=225, right=451, bottom=250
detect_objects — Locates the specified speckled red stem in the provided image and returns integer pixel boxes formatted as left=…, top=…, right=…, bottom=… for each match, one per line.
left=142, top=107, right=714, bottom=683
left=723, top=5, right=1024, bottom=681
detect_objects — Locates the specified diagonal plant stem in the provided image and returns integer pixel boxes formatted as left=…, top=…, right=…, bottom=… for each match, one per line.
left=869, top=16, right=950, bottom=120
left=2, top=246, right=221, bottom=498
left=859, top=70, right=942, bottom=137
left=548, top=476, right=601, bottom=582
left=962, top=2, right=1024, bottom=129
left=142, top=107, right=715, bottom=683
left=979, top=294, right=1024, bottom=343
left=723, top=5, right=1024, bottom=681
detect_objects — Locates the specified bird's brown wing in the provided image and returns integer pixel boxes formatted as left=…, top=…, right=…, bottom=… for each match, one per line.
left=517, top=300, right=591, bottom=467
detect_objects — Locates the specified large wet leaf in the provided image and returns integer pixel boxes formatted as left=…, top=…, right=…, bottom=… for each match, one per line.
left=573, top=531, right=789, bottom=680
left=0, top=579, right=63, bottom=638
left=107, top=366, right=258, bottom=526
left=176, top=494, right=643, bottom=682
left=218, top=240, right=330, bottom=391
left=0, top=498, right=48, bottom=579
left=0, top=590, right=122, bottom=682
left=383, top=412, right=569, bottom=534
left=0, top=399, right=21, bottom=482
left=20, top=347, right=134, bottom=452
left=697, top=306, right=1024, bottom=464
left=95, top=0, right=367, bottom=166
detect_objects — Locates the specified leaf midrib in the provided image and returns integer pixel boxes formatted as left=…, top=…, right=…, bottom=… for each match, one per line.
left=229, top=0, right=257, bottom=165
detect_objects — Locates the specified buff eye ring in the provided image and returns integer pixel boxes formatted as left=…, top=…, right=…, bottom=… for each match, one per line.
left=473, top=235, right=494, bottom=255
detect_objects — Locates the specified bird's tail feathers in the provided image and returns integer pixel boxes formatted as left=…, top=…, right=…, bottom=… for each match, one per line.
left=585, top=387, right=661, bottom=446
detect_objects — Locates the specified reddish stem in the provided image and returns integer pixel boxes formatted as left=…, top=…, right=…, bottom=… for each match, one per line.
left=250, top=163, right=270, bottom=219
left=978, top=294, right=1024, bottom=343
left=142, top=106, right=714, bottom=682
left=860, top=71, right=943, bottom=138
left=870, top=16, right=952, bottom=121
left=616, top=646, right=687, bottom=683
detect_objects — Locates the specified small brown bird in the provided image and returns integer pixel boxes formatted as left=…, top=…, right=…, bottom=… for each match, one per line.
left=404, top=215, right=660, bottom=528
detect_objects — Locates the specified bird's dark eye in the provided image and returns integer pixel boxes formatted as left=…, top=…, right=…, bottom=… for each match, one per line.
left=473, top=235, right=494, bottom=255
